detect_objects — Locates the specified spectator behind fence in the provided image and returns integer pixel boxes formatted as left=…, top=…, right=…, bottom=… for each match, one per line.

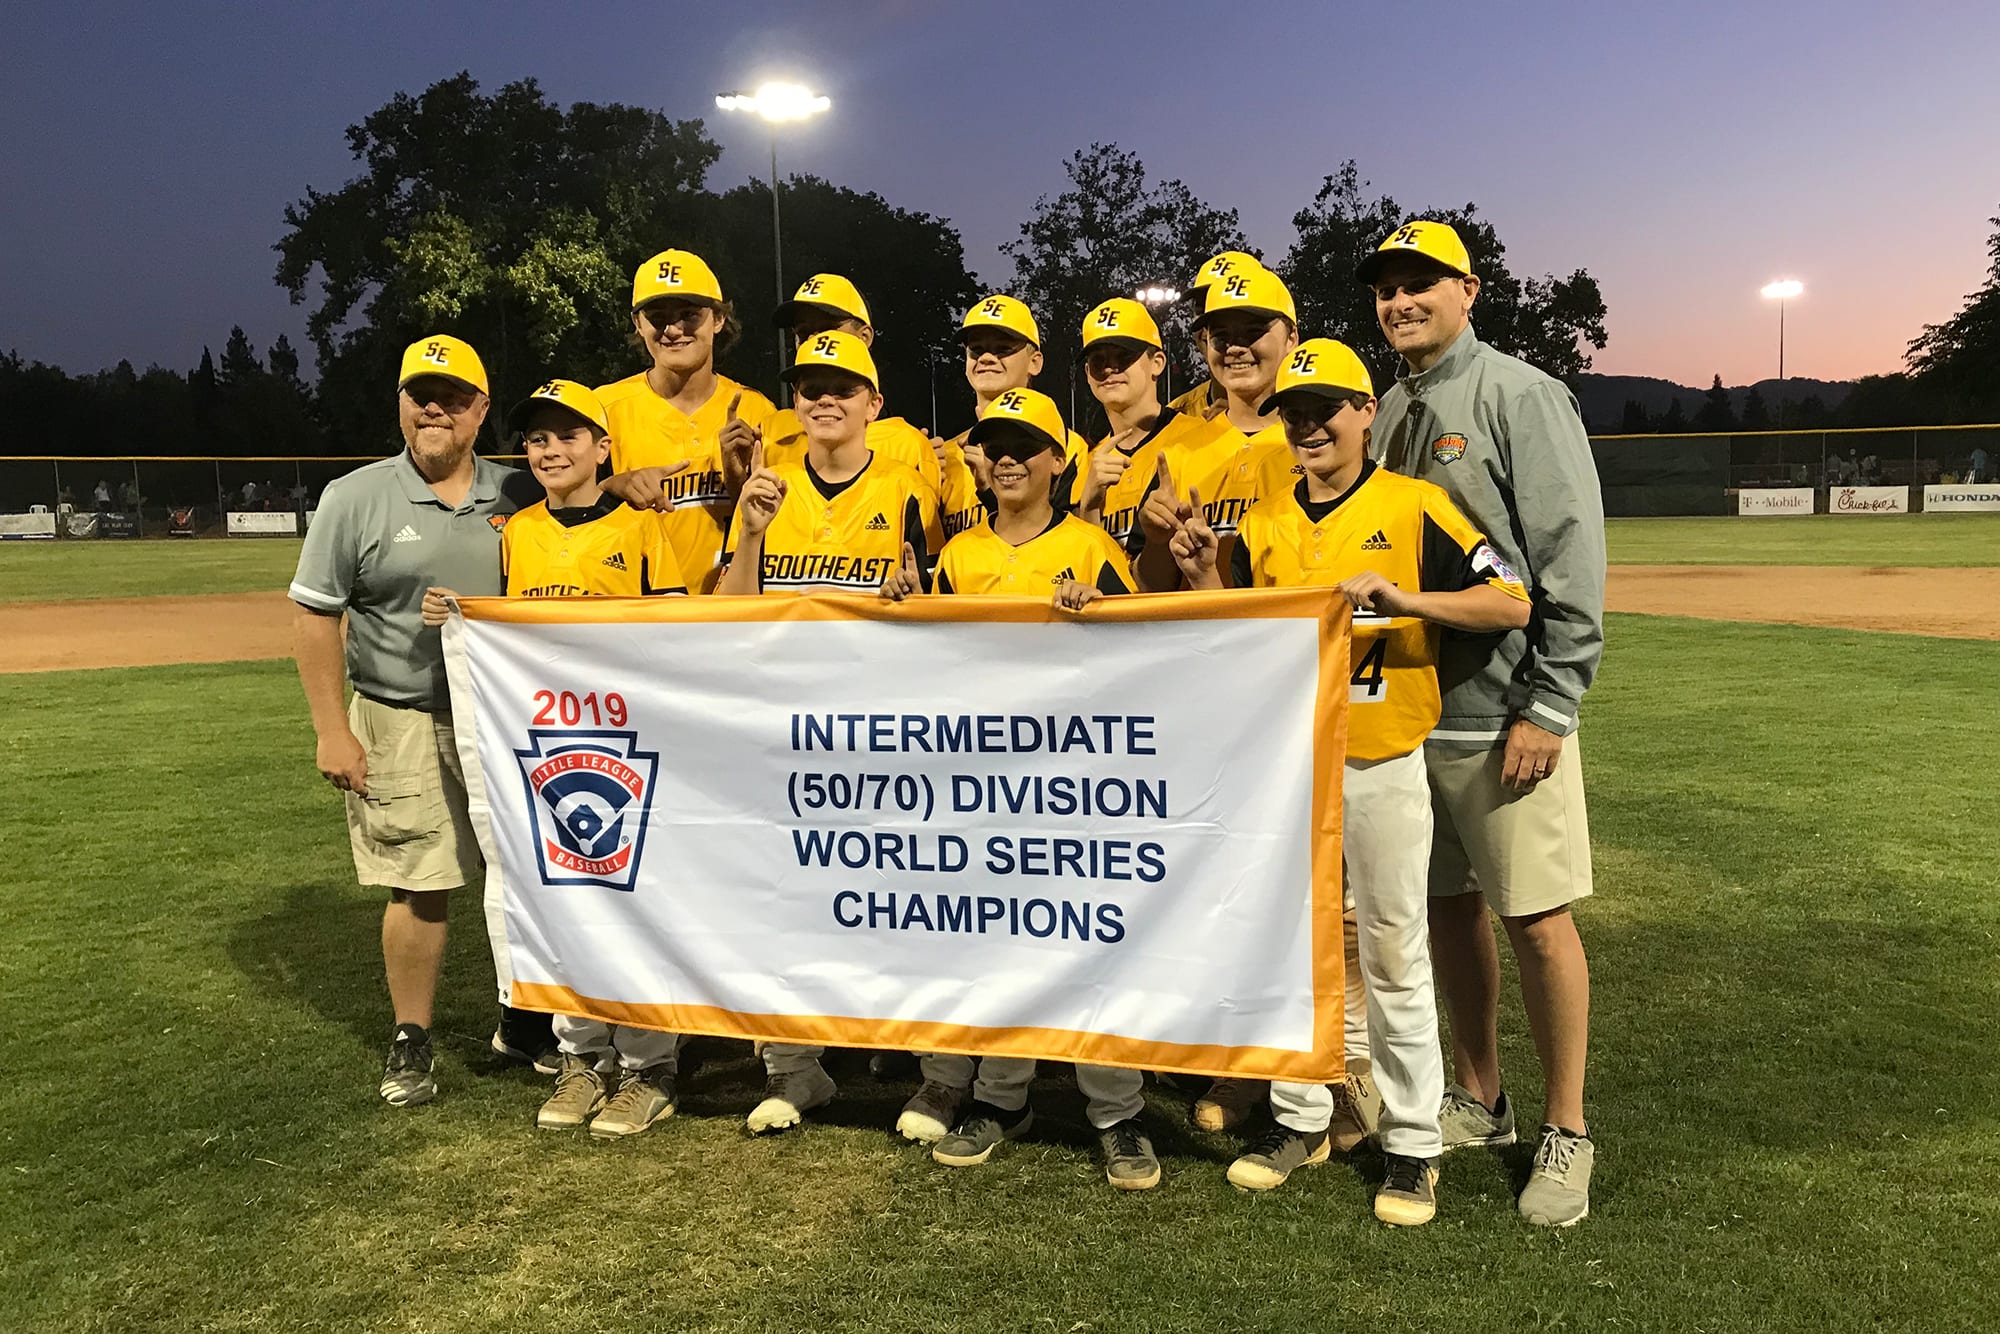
left=1971, top=446, right=1991, bottom=484
left=94, top=479, right=111, bottom=511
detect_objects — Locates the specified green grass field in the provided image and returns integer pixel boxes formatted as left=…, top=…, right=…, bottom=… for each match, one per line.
left=4, top=525, right=1998, bottom=1330
left=3, top=516, right=1996, bottom=605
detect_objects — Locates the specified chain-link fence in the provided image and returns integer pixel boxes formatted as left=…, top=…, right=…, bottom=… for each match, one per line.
left=3, top=429, right=1997, bottom=528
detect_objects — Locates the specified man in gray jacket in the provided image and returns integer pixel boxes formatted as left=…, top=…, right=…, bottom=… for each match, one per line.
left=1360, top=221, right=1603, bottom=1227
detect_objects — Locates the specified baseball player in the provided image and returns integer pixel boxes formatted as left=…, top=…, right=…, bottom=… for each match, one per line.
left=419, top=379, right=688, bottom=1138
left=763, top=273, right=945, bottom=514
left=1167, top=338, right=1529, bottom=1224
left=942, top=295, right=1089, bottom=509
left=595, top=249, right=778, bottom=593
left=1131, top=266, right=1301, bottom=603
left=878, top=387, right=1160, bottom=1191
left=290, top=334, right=547, bottom=1107
left=717, top=331, right=935, bottom=1132
left=1167, top=250, right=1267, bottom=420
left=1071, top=297, right=1234, bottom=584
left=1359, top=220, right=1604, bottom=1227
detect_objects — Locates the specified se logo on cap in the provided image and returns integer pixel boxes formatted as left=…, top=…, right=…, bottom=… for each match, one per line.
left=995, top=390, right=1028, bottom=414
left=1289, top=350, right=1318, bottom=375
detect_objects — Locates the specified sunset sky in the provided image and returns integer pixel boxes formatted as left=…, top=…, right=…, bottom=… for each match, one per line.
left=4, top=0, right=1996, bottom=388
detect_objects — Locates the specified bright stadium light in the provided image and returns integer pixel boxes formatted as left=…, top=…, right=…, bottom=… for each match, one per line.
left=1760, top=279, right=1804, bottom=424
left=716, top=83, right=832, bottom=387
left=714, top=83, right=830, bottom=122
left=1134, top=285, right=1180, bottom=306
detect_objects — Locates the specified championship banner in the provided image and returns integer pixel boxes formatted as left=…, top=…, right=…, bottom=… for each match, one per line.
left=444, top=591, right=1350, bottom=1081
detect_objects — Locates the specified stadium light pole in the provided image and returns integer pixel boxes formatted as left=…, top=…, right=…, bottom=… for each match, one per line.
left=1761, top=279, right=1803, bottom=427
left=1135, top=285, right=1181, bottom=401
left=716, top=83, right=831, bottom=387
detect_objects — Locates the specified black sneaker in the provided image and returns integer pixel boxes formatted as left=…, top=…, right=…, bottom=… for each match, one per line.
left=380, top=1023, right=436, bottom=1107
left=1225, top=1123, right=1330, bottom=1191
left=931, top=1100, right=1035, bottom=1167
left=1099, top=1118, right=1162, bottom=1191
left=491, top=1006, right=558, bottom=1074
left=1374, top=1152, right=1440, bottom=1226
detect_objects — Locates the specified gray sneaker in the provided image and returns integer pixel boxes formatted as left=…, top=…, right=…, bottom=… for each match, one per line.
left=1374, top=1153, right=1440, bottom=1226
left=1440, top=1083, right=1515, bottom=1151
left=1226, top=1124, right=1330, bottom=1191
left=590, top=1064, right=677, bottom=1138
left=745, top=1063, right=837, bottom=1134
left=1098, top=1118, right=1162, bottom=1191
left=536, top=1051, right=607, bottom=1129
left=1519, top=1125, right=1594, bottom=1227
left=379, top=1024, right=436, bottom=1107
left=932, top=1101, right=1034, bottom=1167
left=896, top=1080, right=969, bottom=1144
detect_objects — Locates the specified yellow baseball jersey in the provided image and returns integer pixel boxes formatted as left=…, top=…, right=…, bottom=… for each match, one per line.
left=1166, top=379, right=1226, bottom=420
left=767, top=412, right=945, bottom=548
left=1072, top=407, right=1236, bottom=550
left=501, top=497, right=688, bottom=597
left=596, top=372, right=777, bottom=594
left=1231, top=461, right=1528, bottom=760
left=724, top=454, right=932, bottom=595
left=936, top=514, right=1134, bottom=596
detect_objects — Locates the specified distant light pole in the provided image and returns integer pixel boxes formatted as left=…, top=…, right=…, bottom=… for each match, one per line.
left=716, top=82, right=831, bottom=385
left=1761, top=279, right=1803, bottom=427
left=1135, top=284, right=1181, bottom=402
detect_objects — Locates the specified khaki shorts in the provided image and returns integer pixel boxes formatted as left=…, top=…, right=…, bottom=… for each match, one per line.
left=1426, top=732, right=1593, bottom=917
left=343, top=694, right=481, bottom=892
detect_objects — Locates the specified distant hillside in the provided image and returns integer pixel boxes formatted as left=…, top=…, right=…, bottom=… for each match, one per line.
left=1574, top=374, right=1853, bottom=432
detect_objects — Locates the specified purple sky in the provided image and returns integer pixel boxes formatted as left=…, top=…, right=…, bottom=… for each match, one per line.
left=4, top=0, right=1996, bottom=388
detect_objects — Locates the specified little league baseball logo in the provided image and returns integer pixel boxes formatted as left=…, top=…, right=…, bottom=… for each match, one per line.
left=515, top=730, right=660, bottom=891
left=1432, top=433, right=1468, bottom=464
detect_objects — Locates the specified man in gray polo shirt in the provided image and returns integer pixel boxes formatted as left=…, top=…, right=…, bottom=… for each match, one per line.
left=291, top=334, right=545, bottom=1106
left=1360, top=222, right=1605, bottom=1227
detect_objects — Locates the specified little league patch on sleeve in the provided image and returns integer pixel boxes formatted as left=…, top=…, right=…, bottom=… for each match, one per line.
left=1472, top=542, right=1520, bottom=585
left=1431, top=433, right=1468, bottom=464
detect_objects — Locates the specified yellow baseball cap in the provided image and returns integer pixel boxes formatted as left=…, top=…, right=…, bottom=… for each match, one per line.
left=398, top=335, right=488, bottom=396
left=1259, top=339, right=1376, bottom=414
left=1078, top=298, right=1162, bottom=360
left=508, top=378, right=610, bottom=434
left=967, top=387, right=1066, bottom=456
left=958, top=294, right=1041, bottom=347
left=782, top=329, right=880, bottom=392
left=773, top=273, right=872, bottom=329
left=1192, top=267, right=1297, bottom=330
left=1190, top=250, right=1264, bottom=294
left=631, top=249, right=725, bottom=310
left=1356, top=220, right=1473, bottom=283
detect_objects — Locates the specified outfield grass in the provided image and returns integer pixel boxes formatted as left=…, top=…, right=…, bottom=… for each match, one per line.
left=2, top=519, right=1994, bottom=605
left=0, top=538, right=303, bottom=602
left=1605, top=514, right=2000, bottom=566
left=4, top=616, right=1996, bottom=1331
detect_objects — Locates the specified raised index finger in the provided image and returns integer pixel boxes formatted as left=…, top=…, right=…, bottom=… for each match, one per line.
left=727, top=390, right=743, bottom=422
left=1155, top=454, right=1179, bottom=502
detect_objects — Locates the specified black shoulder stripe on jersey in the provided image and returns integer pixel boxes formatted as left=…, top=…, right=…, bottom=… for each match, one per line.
left=1097, top=560, right=1131, bottom=596
left=903, top=496, right=932, bottom=593
left=1420, top=512, right=1483, bottom=593
left=1229, top=533, right=1253, bottom=589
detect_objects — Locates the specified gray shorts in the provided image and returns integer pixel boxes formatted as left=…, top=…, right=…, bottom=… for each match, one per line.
left=1426, top=732, right=1593, bottom=917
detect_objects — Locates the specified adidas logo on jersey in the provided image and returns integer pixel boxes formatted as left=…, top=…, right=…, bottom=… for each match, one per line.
left=601, top=552, right=628, bottom=571
left=1360, top=529, right=1392, bottom=550
left=392, top=525, right=421, bottom=544
left=864, top=512, right=890, bottom=532
left=1050, top=566, right=1077, bottom=584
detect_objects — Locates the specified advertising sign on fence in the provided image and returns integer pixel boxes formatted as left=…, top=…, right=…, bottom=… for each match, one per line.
left=1830, top=486, right=1910, bottom=515
left=1922, top=484, right=2000, bottom=513
left=226, top=511, right=300, bottom=537
left=0, top=512, right=57, bottom=540
left=1737, top=488, right=1815, bottom=516
left=99, top=512, right=140, bottom=538
left=168, top=508, right=200, bottom=537
left=443, top=590, right=1352, bottom=1081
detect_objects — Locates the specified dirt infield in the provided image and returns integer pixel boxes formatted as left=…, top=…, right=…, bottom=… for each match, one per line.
left=1607, top=565, right=2000, bottom=640
left=2, top=567, right=1997, bottom=674
left=0, top=591, right=294, bottom=673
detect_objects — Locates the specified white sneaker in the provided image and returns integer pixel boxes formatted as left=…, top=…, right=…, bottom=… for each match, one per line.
left=746, top=1063, right=837, bottom=1134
